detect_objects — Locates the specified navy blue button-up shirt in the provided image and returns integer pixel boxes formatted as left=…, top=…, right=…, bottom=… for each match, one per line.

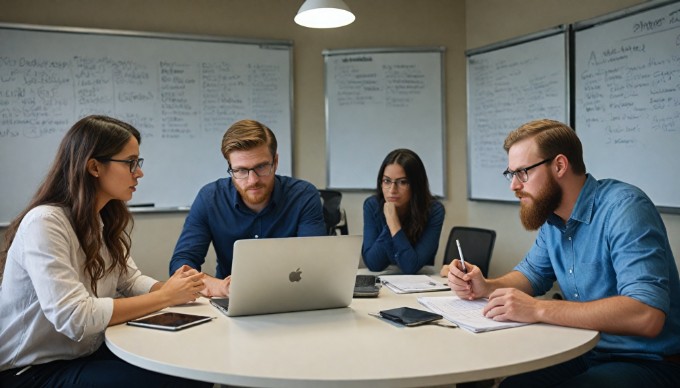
left=515, top=174, right=680, bottom=359
left=362, top=195, right=445, bottom=274
left=169, top=175, right=326, bottom=278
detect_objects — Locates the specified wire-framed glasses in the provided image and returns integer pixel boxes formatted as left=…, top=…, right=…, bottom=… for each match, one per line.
left=228, top=162, right=274, bottom=179
left=381, top=178, right=410, bottom=190
left=502, top=157, right=554, bottom=183
left=96, top=157, right=144, bottom=173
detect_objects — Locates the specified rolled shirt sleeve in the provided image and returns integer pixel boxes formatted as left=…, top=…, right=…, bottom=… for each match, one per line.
left=513, top=175, right=680, bottom=358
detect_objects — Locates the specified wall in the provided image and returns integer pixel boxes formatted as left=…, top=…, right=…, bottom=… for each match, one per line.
left=0, top=0, right=465, bottom=279
left=2, top=0, right=678, bottom=283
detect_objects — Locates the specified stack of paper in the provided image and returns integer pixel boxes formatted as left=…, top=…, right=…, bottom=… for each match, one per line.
left=418, top=295, right=530, bottom=333
left=379, top=275, right=449, bottom=294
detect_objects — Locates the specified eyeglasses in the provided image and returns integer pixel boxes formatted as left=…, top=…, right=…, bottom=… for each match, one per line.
left=96, top=157, right=144, bottom=173
left=381, top=178, right=410, bottom=190
left=228, top=162, right=274, bottom=180
left=503, top=157, right=554, bottom=183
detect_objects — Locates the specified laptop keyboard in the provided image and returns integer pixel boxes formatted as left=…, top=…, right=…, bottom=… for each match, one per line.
left=210, top=298, right=230, bottom=316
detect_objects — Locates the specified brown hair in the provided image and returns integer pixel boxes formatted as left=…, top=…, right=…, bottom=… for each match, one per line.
left=503, top=119, right=586, bottom=174
left=221, top=119, right=277, bottom=165
left=1, top=115, right=140, bottom=295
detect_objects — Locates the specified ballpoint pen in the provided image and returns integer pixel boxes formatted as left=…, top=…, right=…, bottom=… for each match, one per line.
left=455, top=239, right=467, bottom=273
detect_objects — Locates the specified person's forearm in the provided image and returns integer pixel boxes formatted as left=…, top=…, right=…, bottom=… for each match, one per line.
left=111, top=267, right=205, bottom=325
left=386, top=217, right=401, bottom=236
left=110, top=292, right=174, bottom=326
left=485, top=271, right=534, bottom=297
left=535, top=296, right=665, bottom=337
left=362, top=226, right=392, bottom=272
left=362, top=246, right=390, bottom=272
left=390, top=232, right=433, bottom=274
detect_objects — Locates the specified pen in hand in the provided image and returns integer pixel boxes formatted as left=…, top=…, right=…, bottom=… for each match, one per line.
left=455, top=239, right=468, bottom=274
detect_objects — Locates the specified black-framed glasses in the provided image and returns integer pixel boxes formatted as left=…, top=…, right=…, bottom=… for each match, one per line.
left=381, top=178, right=410, bottom=190
left=96, top=157, right=144, bottom=173
left=503, top=157, right=554, bottom=183
left=228, top=162, right=274, bottom=180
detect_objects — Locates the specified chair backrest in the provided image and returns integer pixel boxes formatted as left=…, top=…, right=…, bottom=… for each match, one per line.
left=443, top=226, right=496, bottom=277
left=318, top=189, right=347, bottom=235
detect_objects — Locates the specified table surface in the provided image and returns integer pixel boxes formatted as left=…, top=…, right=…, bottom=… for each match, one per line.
left=105, top=275, right=599, bottom=387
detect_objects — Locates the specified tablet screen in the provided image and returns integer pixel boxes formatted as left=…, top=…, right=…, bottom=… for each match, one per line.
left=127, top=312, right=214, bottom=331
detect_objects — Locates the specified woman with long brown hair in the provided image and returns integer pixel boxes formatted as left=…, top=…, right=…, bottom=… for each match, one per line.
left=362, top=148, right=445, bottom=274
left=0, top=115, right=209, bottom=387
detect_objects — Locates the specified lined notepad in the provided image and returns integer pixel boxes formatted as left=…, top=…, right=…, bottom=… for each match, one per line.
left=418, top=295, right=529, bottom=333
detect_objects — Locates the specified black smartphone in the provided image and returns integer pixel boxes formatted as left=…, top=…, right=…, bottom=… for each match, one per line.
left=354, top=274, right=380, bottom=298
left=379, top=307, right=443, bottom=327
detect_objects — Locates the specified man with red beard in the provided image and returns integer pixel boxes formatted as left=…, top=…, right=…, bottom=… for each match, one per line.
left=448, top=119, right=680, bottom=387
left=169, top=120, right=326, bottom=297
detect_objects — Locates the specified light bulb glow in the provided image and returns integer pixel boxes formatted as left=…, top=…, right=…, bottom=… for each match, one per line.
left=295, top=0, right=356, bottom=29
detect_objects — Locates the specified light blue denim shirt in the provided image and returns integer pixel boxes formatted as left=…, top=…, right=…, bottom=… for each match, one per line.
left=515, top=174, right=680, bottom=360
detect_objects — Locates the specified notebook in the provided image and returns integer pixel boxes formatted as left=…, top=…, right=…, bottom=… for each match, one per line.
left=417, top=295, right=530, bottom=333
left=214, top=235, right=362, bottom=317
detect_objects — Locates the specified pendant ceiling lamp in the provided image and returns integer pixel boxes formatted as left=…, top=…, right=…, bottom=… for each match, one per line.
left=294, top=0, right=356, bottom=29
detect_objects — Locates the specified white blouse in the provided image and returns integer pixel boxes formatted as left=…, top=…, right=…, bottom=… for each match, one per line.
left=0, top=205, right=157, bottom=371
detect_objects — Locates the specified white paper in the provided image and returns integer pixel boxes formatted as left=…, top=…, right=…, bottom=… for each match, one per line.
left=379, top=275, right=449, bottom=294
left=418, top=295, right=530, bottom=333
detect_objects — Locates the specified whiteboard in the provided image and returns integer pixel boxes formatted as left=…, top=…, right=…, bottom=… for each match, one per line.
left=466, top=28, right=569, bottom=202
left=574, top=0, right=680, bottom=211
left=324, top=48, right=446, bottom=197
left=0, top=24, right=293, bottom=225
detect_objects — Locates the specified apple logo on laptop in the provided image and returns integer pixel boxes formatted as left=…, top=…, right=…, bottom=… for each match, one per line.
left=289, top=268, right=302, bottom=282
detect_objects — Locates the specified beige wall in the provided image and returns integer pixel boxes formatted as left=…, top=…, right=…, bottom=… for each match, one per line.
left=1, top=0, right=678, bottom=282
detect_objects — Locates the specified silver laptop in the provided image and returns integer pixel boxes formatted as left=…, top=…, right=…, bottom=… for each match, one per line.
left=212, top=235, right=362, bottom=317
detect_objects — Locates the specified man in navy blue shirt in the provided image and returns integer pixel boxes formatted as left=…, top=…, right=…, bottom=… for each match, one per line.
left=169, top=119, right=326, bottom=297
left=448, top=119, right=680, bottom=386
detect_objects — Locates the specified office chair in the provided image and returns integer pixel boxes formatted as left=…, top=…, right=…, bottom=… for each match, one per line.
left=444, top=226, right=498, bottom=388
left=318, top=189, right=348, bottom=235
left=443, top=226, right=496, bottom=277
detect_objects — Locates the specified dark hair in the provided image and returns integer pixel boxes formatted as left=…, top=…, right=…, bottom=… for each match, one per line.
left=221, top=119, right=277, bottom=164
left=504, top=119, right=586, bottom=174
left=375, top=149, right=434, bottom=243
left=1, top=115, right=141, bottom=295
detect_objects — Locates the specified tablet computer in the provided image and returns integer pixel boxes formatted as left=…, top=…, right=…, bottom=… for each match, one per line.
left=127, top=312, right=214, bottom=331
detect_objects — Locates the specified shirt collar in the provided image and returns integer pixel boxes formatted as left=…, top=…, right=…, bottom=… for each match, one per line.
left=547, top=173, right=597, bottom=227
left=569, top=173, right=597, bottom=225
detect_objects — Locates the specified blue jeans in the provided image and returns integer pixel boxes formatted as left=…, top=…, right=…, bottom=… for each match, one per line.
left=0, top=344, right=212, bottom=388
left=500, top=350, right=680, bottom=388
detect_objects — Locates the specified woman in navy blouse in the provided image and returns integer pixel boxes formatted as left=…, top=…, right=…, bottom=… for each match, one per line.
left=362, top=149, right=445, bottom=274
